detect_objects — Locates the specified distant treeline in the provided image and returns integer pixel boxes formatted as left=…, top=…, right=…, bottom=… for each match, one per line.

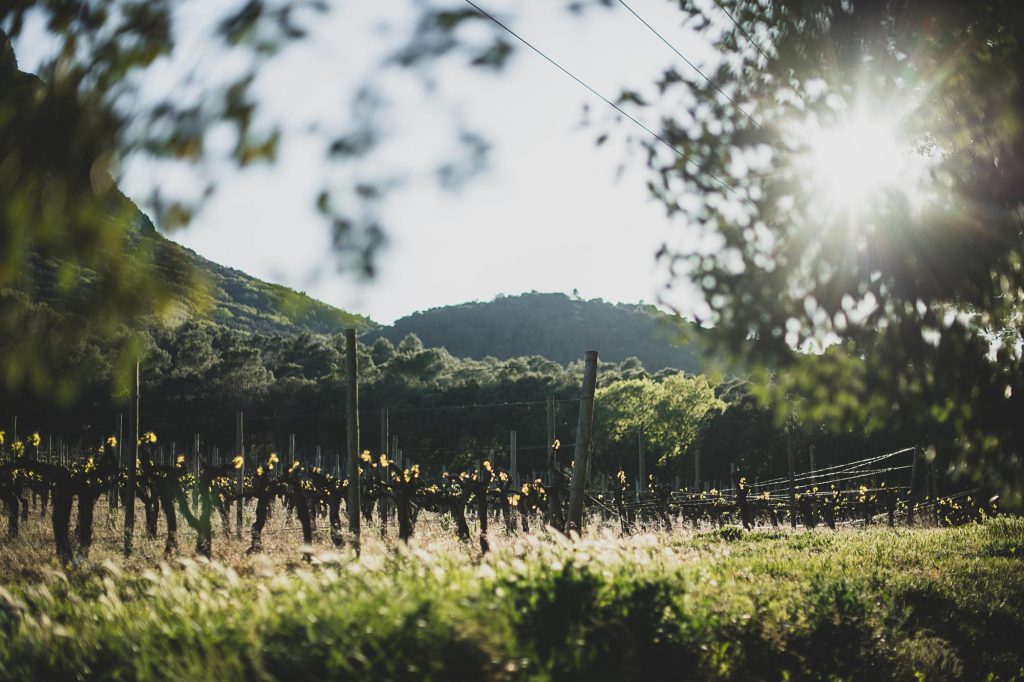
left=0, top=306, right=912, bottom=487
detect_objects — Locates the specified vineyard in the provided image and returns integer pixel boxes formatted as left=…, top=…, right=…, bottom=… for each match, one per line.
left=0, top=339, right=1020, bottom=680
left=1, top=407, right=1022, bottom=681
left=0, top=425, right=998, bottom=565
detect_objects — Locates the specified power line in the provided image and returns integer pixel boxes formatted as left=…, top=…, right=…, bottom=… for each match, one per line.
left=462, top=0, right=747, bottom=200
left=614, top=0, right=760, bottom=129
left=708, top=0, right=772, bottom=64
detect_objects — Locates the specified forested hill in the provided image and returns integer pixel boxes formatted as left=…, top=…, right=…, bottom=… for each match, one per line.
left=150, top=223, right=373, bottom=336
left=367, top=293, right=703, bottom=372
left=4, top=43, right=370, bottom=339
left=23, top=198, right=373, bottom=337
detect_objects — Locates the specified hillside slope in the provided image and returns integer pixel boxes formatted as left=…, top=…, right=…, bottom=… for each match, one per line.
left=3, top=38, right=370, bottom=340
left=368, top=292, right=703, bottom=372
left=153, top=225, right=373, bottom=336
left=23, top=200, right=374, bottom=337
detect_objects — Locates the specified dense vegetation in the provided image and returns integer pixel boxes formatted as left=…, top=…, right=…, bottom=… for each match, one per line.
left=1, top=519, right=1020, bottom=681
left=2, top=315, right=913, bottom=487
left=368, top=293, right=704, bottom=373
left=21, top=196, right=372, bottom=339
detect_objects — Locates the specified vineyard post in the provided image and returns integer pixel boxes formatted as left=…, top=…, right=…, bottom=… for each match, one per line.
left=124, top=360, right=139, bottom=556
left=110, top=414, right=122, bottom=511
left=637, top=425, right=645, bottom=495
left=380, top=408, right=389, bottom=460
left=694, top=448, right=700, bottom=492
left=510, top=430, right=519, bottom=487
left=12, top=415, right=16, bottom=448
left=567, top=350, right=598, bottom=534
left=809, top=444, right=816, bottom=478
left=288, top=433, right=296, bottom=468
left=730, top=463, right=736, bottom=492
left=380, top=435, right=398, bottom=529
left=546, top=395, right=555, bottom=482
left=787, top=422, right=796, bottom=528
left=907, top=446, right=919, bottom=524
left=315, top=445, right=322, bottom=470
left=192, top=433, right=200, bottom=508
left=345, top=328, right=361, bottom=552
left=235, top=411, right=244, bottom=539
left=929, top=463, right=938, bottom=524
left=117, top=413, right=122, bottom=476
left=546, top=395, right=563, bottom=528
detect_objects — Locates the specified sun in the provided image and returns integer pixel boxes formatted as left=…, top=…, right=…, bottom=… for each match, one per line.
left=802, top=107, right=932, bottom=218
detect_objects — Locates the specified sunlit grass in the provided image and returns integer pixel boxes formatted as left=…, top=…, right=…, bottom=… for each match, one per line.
left=0, top=503, right=1022, bottom=681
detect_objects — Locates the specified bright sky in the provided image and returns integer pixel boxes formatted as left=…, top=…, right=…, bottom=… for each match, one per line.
left=16, top=0, right=719, bottom=325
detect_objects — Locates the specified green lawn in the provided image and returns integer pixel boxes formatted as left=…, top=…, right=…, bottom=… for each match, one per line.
left=0, top=519, right=1021, bottom=681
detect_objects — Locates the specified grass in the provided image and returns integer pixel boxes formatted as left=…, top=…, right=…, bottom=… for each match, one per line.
left=0, top=506, right=1022, bottom=681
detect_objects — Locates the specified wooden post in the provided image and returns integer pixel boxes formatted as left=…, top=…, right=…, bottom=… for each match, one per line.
left=787, top=422, right=796, bottom=528
left=694, top=448, right=700, bottom=491
left=110, top=414, right=122, bottom=510
left=929, top=463, right=939, bottom=524
left=637, top=425, right=646, bottom=494
left=123, top=361, right=139, bottom=556
left=567, top=350, right=599, bottom=534
left=907, top=446, right=919, bottom=524
left=315, top=445, right=322, bottom=470
left=545, top=394, right=563, bottom=529
left=345, top=329, right=361, bottom=551
left=192, top=433, right=201, bottom=508
left=288, top=433, right=296, bottom=467
left=235, top=411, right=244, bottom=538
left=510, top=430, right=519, bottom=487
left=380, top=408, right=389, bottom=458
left=546, top=396, right=555, bottom=482
left=809, top=444, right=816, bottom=480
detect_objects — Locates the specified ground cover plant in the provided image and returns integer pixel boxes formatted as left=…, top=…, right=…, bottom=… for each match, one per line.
left=0, top=504, right=1021, bottom=681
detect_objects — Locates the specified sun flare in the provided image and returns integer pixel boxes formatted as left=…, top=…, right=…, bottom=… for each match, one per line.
left=804, top=109, right=932, bottom=218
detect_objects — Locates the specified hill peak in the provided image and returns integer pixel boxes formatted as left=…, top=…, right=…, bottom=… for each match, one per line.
left=368, top=291, right=702, bottom=372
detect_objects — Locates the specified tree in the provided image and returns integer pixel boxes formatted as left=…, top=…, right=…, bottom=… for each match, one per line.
left=0, top=3, right=508, bottom=395
left=593, top=375, right=723, bottom=474
left=606, top=0, right=1024, bottom=502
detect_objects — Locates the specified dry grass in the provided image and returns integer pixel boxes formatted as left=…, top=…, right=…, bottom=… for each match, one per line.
left=1, top=498, right=1022, bottom=681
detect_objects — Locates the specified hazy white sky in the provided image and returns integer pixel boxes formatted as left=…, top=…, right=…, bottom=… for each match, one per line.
left=17, top=0, right=721, bottom=325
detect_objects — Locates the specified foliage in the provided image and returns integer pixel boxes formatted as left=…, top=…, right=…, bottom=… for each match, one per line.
left=0, top=1, right=507, bottom=391
left=593, top=374, right=724, bottom=472
left=602, top=0, right=1024, bottom=501
left=0, top=309, right=910, bottom=485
